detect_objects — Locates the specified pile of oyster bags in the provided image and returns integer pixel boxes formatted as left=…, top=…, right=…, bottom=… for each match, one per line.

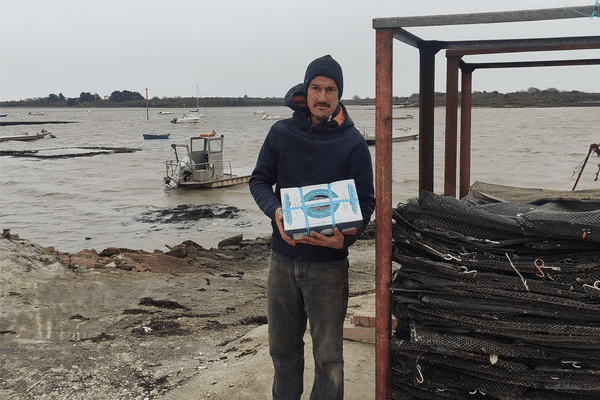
left=390, top=182, right=600, bottom=400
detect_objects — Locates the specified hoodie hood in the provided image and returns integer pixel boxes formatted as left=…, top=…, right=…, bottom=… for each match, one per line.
left=284, top=83, right=307, bottom=112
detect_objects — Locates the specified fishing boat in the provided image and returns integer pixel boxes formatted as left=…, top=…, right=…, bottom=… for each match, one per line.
left=143, top=133, right=170, bottom=140
left=0, top=130, right=53, bottom=142
left=164, top=133, right=251, bottom=188
left=363, top=133, right=418, bottom=146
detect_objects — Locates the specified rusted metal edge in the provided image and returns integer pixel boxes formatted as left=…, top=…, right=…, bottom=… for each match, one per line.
left=373, top=6, right=595, bottom=29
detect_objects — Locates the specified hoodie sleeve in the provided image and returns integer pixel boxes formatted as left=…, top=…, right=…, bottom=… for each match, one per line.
left=342, top=136, right=375, bottom=248
left=249, top=128, right=281, bottom=221
left=250, top=83, right=306, bottom=221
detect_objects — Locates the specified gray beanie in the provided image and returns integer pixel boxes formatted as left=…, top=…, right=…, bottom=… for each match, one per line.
left=303, top=55, right=343, bottom=99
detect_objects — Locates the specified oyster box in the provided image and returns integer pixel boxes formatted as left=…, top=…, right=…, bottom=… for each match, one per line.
left=280, top=179, right=363, bottom=240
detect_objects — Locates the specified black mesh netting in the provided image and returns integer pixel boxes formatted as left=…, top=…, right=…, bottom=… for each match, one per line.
left=390, top=183, right=600, bottom=400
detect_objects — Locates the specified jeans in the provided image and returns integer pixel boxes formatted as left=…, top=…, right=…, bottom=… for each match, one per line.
left=267, top=250, right=349, bottom=400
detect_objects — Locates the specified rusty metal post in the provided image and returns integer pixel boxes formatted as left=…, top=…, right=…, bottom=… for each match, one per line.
left=418, top=43, right=439, bottom=194
left=444, top=55, right=460, bottom=197
left=573, top=144, right=600, bottom=190
left=375, top=27, right=395, bottom=400
left=459, top=66, right=473, bottom=199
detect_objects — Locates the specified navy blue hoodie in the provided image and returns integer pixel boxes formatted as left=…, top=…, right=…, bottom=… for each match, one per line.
left=249, top=83, right=375, bottom=262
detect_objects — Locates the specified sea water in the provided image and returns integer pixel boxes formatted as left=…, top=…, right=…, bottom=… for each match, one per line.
left=0, top=106, right=598, bottom=253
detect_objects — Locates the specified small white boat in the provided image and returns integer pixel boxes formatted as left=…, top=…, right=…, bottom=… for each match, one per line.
left=170, top=114, right=199, bottom=124
left=164, top=133, right=251, bottom=189
left=189, top=110, right=208, bottom=118
left=262, top=114, right=283, bottom=120
left=186, top=85, right=207, bottom=117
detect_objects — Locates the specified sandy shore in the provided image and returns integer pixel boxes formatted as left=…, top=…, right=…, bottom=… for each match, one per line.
left=0, top=227, right=377, bottom=399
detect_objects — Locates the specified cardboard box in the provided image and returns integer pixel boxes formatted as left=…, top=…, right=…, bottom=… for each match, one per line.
left=280, top=179, right=363, bottom=240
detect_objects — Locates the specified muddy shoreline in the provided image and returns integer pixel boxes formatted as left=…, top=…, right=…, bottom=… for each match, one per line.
left=0, top=221, right=376, bottom=399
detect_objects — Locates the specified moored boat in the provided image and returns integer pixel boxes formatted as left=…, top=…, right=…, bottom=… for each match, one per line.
left=0, top=130, right=53, bottom=142
left=363, top=133, right=418, bottom=146
left=164, top=132, right=251, bottom=188
left=143, top=133, right=170, bottom=140
left=189, top=84, right=206, bottom=116
left=262, top=114, right=283, bottom=120
left=170, top=115, right=199, bottom=124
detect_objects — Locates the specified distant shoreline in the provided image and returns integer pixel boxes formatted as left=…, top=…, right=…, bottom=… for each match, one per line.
left=2, top=89, right=600, bottom=109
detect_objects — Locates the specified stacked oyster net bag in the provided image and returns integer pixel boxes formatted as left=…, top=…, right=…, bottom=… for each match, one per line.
left=390, top=181, right=600, bottom=400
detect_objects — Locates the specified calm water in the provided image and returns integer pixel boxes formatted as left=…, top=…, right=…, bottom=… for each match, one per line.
left=1, top=106, right=598, bottom=253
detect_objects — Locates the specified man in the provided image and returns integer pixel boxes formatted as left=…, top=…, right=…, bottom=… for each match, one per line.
left=249, top=54, right=375, bottom=399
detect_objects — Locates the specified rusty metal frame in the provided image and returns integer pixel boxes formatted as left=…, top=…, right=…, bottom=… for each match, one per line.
left=373, top=6, right=599, bottom=399
left=446, top=51, right=600, bottom=198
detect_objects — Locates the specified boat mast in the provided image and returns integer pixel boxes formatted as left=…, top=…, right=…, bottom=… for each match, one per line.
left=196, top=85, right=200, bottom=111
left=146, top=88, right=149, bottom=120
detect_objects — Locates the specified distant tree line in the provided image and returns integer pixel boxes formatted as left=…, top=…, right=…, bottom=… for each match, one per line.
left=351, top=88, right=600, bottom=108
left=1, top=90, right=146, bottom=108
left=2, top=87, right=599, bottom=108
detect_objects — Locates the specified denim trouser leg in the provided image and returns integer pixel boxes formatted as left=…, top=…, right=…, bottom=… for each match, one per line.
left=268, top=251, right=349, bottom=400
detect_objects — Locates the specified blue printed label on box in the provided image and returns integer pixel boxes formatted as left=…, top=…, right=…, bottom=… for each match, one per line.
left=280, top=179, right=363, bottom=240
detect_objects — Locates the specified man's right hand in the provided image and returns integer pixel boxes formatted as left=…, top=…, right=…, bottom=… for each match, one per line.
left=275, top=207, right=296, bottom=246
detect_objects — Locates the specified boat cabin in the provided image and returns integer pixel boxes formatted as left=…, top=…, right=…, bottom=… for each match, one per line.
left=186, top=134, right=225, bottom=182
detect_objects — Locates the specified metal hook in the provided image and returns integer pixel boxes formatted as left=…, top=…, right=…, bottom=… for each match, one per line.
left=583, top=281, right=600, bottom=291
left=443, top=253, right=461, bottom=262
left=415, top=363, right=424, bottom=384
left=562, top=360, right=582, bottom=369
left=460, top=266, right=478, bottom=275
left=469, top=389, right=487, bottom=395
left=534, top=259, right=545, bottom=278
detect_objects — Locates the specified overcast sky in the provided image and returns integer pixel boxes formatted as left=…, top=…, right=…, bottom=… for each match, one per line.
left=1, top=0, right=598, bottom=102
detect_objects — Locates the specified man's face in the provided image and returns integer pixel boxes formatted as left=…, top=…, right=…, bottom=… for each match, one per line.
left=307, top=76, right=339, bottom=126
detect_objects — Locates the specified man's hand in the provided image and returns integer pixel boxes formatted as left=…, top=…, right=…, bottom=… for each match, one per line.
left=275, top=207, right=358, bottom=249
left=297, top=227, right=357, bottom=249
left=275, top=207, right=296, bottom=246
